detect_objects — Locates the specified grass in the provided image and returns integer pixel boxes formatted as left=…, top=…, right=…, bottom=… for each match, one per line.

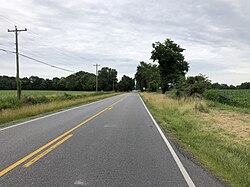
left=140, top=92, right=250, bottom=187
left=204, top=89, right=250, bottom=108
left=0, top=90, right=91, bottom=98
left=0, top=90, right=98, bottom=110
left=0, top=90, right=121, bottom=127
left=0, top=90, right=94, bottom=99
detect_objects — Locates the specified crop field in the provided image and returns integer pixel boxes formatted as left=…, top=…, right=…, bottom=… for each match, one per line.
left=204, top=89, right=250, bottom=108
left=0, top=90, right=120, bottom=125
left=0, top=90, right=96, bottom=110
left=0, top=90, right=93, bottom=98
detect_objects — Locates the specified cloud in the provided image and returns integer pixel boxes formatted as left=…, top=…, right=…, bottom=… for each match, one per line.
left=0, top=0, right=249, bottom=85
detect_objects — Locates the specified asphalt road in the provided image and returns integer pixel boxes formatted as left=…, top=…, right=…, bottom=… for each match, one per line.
left=0, top=93, right=224, bottom=187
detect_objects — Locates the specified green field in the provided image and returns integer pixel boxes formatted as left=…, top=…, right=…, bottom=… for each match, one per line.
left=204, top=89, right=250, bottom=108
left=0, top=90, right=120, bottom=126
left=0, top=90, right=93, bottom=98
left=0, top=90, right=97, bottom=110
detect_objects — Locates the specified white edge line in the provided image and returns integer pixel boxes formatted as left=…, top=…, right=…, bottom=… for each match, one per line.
left=139, top=94, right=196, bottom=187
left=0, top=94, right=123, bottom=132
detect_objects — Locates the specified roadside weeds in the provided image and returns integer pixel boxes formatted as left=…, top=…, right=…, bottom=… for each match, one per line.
left=0, top=92, right=121, bottom=128
left=140, top=92, right=250, bottom=187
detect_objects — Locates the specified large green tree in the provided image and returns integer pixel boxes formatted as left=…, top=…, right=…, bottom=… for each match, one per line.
left=29, top=76, right=44, bottom=90
left=135, top=61, right=160, bottom=91
left=237, top=82, right=250, bottom=89
left=151, top=38, right=189, bottom=93
left=0, top=76, right=16, bottom=90
left=117, top=75, right=134, bottom=91
left=64, top=71, right=95, bottom=91
left=98, top=67, right=118, bottom=91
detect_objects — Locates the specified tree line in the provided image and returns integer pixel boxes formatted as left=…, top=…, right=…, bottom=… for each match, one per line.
left=209, top=82, right=250, bottom=89
left=134, top=38, right=250, bottom=95
left=2, top=38, right=248, bottom=93
left=0, top=67, right=135, bottom=91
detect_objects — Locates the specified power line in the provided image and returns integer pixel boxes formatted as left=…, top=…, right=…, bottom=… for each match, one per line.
left=19, top=47, right=72, bottom=67
left=17, top=29, right=88, bottom=62
left=0, top=15, right=91, bottom=67
left=0, top=15, right=19, bottom=27
left=0, top=48, right=14, bottom=54
left=0, top=16, right=89, bottom=72
left=18, top=32, right=90, bottom=67
left=19, top=53, right=75, bottom=73
left=0, top=48, right=75, bottom=72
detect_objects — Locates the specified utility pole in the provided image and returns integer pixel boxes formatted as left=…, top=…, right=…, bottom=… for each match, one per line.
left=93, top=64, right=100, bottom=93
left=8, top=26, right=27, bottom=100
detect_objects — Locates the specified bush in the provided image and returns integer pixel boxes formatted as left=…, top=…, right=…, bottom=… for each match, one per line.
left=0, top=97, right=22, bottom=110
left=22, top=96, right=50, bottom=104
left=177, top=74, right=210, bottom=97
left=62, top=93, right=74, bottom=100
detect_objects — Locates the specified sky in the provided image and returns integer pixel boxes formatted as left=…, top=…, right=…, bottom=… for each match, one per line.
left=0, top=0, right=249, bottom=85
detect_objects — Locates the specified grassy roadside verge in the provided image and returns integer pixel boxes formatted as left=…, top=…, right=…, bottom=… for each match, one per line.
left=140, top=92, right=250, bottom=187
left=0, top=92, right=121, bottom=128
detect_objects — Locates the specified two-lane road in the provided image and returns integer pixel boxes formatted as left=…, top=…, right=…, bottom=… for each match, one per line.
left=0, top=93, right=223, bottom=186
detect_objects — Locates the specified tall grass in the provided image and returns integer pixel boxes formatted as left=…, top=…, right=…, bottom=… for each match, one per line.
left=0, top=91, right=97, bottom=110
left=0, top=92, right=121, bottom=127
left=141, top=92, right=250, bottom=187
left=0, top=90, right=92, bottom=98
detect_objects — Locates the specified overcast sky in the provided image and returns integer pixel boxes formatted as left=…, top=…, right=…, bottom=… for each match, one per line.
left=0, top=0, right=249, bottom=85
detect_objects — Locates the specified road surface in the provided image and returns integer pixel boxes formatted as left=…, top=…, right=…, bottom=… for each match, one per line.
left=0, top=93, right=224, bottom=186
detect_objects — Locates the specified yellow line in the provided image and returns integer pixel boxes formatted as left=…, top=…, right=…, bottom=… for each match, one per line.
left=23, top=134, right=73, bottom=168
left=0, top=107, right=107, bottom=177
left=0, top=96, right=126, bottom=177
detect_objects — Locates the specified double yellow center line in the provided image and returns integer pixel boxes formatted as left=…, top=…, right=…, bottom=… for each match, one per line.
left=0, top=96, right=126, bottom=177
left=23, top=134, right=73, bottom=168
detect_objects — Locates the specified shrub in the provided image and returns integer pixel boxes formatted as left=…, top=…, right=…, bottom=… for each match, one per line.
left=22, top=96, right=50, bottom=104
left=177, top=74, right=210, bottom=97
left=0, top=97, right=22, bottom=110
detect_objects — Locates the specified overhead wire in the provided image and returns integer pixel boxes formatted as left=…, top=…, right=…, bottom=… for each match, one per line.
left=0, top=14, right=89, bottom=68
left=0, top=15, right=22, bottom=27
left=20, top=33, right=88, bottom=62
left=0, top=48, right=75, bottom=72
left=0, top=16, right=77, bottom=72
left=19, top=47, right=72, bottom=67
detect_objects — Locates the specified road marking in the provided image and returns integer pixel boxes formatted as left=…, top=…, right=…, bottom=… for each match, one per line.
left=0, top=107, right=108, bottom=177
left=139, top=95, right=196, bottom=187
left=0, top=94, right=125, bottom=132
left=23, top=134, right=73, bottom=168
left=107, top=106, right=113, bottom=110
left=0, top=96, right=127, bottom=177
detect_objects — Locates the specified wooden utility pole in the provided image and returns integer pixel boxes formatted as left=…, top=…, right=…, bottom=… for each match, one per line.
left=93, top=64, right=100, bottom=93
left=8, top=26, right=27, bottom=100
